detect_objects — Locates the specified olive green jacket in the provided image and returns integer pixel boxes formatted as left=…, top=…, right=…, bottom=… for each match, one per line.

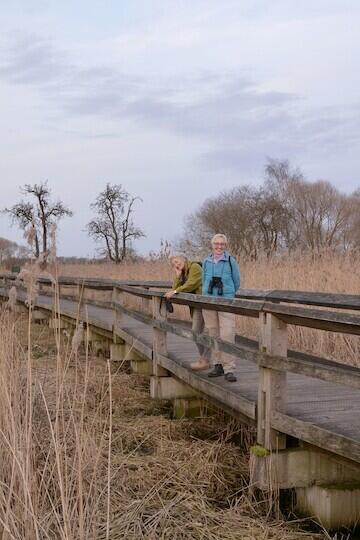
left=172, top=261, right=202, bottom=294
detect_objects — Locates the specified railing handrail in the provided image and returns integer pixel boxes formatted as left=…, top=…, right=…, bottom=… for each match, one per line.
left=3, top=270, right=360, bottom=463
left=2, top=272, right=359, bottom=311
left=3, top=274, right=360, bottom=334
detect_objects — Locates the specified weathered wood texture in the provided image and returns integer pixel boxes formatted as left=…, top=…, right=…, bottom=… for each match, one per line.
left=2, top=277, right=360, bottom=465
left=257, top=313, right=287, bottom=450
left=3, top=272, right=359, bottom=310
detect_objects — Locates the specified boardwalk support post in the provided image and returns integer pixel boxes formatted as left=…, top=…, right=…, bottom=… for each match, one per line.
left=49, top=317, right=66, bottom=331
left=173, top=397, right=207, bottom=419
left=257, top=312, right=287, bottom=451
left=32, top=309, right=49, bottom=324
left=152, top=296, right=170, bottom=378
left=151, top=296, right=200, bottom=409
left=112, top=287, right=125, bottom=344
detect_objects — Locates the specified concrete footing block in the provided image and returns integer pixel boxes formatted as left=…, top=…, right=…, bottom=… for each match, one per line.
left=14, top=304, right=28, bottom=315
left=111, top=342, right=144, bottom=362
left=296, top=484, right=360, bottom=529
left=250, top=446, right=360, bottom=528
left=131, top=359, right=152, bottom=376
left=49, top=318, right=66, bottom=330
left=173, top=397, right=206, bottom=419
left=250, top=447, right=360, bottom=490
left=150, top=376, right=198, bottom=400
left=90, top=340, right=110, bottom=357
left=124, top=344, right=144, bottom=362
left=32, top=309, right=49, bottom=323
left=110, top=343, right=126, bottom=361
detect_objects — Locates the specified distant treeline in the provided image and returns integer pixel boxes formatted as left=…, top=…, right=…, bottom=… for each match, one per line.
left=2, top=159, right=360, bottom=266
left=179, top=159, right=360, bottom=259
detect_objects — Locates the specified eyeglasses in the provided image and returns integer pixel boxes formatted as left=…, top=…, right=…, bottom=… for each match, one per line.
left=213, top=243, right=226, bottom=246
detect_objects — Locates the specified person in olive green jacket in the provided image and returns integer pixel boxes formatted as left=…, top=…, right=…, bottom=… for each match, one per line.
left=165, top=255, right=210, bottom=371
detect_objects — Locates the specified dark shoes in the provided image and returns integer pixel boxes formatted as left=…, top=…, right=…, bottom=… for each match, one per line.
left=207, top=364, right=224, bottom=377
left=224, top=372, right=237, bottom=382
left=207, top=365, right=237, bottom=382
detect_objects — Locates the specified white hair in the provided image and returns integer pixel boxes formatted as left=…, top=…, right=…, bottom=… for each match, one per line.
left=169, top=254, right=187, bottom=264
left=211, top=233, right=228, bottom=246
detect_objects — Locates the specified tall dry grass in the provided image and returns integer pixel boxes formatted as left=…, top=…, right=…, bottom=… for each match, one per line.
left=58, top=251, right=360, bottom=294
left=0, top=304, right=325, bottom=539
left=0, top=252, right=356, bottom=537
left=59, top=252, right=360, bottom=366
left=0, top=308, right=113, bottom=539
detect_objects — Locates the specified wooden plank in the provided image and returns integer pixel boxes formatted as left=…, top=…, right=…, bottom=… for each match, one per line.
left=271, top=411, right=360, bottom=464
left=257, top=313, right=287, bottom=450
left=264, top=302, right=360, bottom=335
left=157, top=317, right=360, bottom=390
left=287, top=399, right=360, bottom=414
left=112, top=325, right=152, bottom=359
left=238, top=288, right=360, bottom=311
left=113, top=302, right=152, bottom=326
left=157, top=353, right=256, bottom=420
left=3, top=273, right=360, bottom=311
left=260, top=351, right=360, bottom=390
left=152, top=297, right=169, bottom=376
left=117, top=285, right=262, bottom=317
left=12, top=287, right=360, bottom=391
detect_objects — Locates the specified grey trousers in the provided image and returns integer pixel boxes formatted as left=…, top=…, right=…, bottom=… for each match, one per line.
left=202, top=310, right=236, bottom=373
left=192, top=308, right=210, bottom=360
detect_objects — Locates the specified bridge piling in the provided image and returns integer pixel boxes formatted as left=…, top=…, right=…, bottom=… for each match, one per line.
left=257, top=312, right=287, bottom=450
left=151, top=296, right=170, bottom=378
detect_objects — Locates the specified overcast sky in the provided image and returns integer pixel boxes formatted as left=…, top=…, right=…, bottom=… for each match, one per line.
left=1, top=1, right=360, bottom=256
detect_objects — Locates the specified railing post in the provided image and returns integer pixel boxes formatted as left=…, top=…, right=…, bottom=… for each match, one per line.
left=152, top=295, right=169, bottom=378
left=141, top=287, right=152, bottom=316
left=77, top=283, right=82, bottom=304
left=112, top=287, right=124, bottom=341
left=257, top=312, right=287, bottom=450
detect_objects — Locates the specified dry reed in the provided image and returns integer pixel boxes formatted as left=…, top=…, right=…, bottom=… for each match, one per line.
left=0, top=252, right=356, bottom=537
left=59, top=252, right=360, bottom=366
left=0, top=307, right=325, bottom=539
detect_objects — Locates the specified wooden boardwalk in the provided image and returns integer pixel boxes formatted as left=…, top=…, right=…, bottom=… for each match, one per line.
left=3, top=274, right=360, bottom=526
left=3, top=283, right=360, bottom=459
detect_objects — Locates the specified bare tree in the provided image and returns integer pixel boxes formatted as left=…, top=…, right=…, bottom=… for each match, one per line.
left=346, top=189, right=360, bottom=250
left=4, top=182, right=73, bottom=261
left=180, top=158, right=359, bottom=259
left=265, top=160, right=355, bottom=253
left=87, top=184, right=145, bottom=263
left=180, top=185, right=289, bottom=260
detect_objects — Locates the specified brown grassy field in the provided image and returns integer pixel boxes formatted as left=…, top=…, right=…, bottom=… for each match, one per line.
left=0, top=309, right=324, bottom=539
left=58, top=253, right=360, bottom=367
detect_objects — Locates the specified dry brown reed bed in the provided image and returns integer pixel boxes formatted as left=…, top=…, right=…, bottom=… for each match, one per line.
left=0, top=307, right=325, bottom=539
left=59, top=253, right=360, bottom=367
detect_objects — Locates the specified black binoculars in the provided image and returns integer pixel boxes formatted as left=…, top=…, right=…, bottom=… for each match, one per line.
left=208, top=276, right=223, bottom=295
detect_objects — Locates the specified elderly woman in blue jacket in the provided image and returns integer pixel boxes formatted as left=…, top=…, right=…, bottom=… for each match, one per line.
left=202, top=233, right=240, bottom=382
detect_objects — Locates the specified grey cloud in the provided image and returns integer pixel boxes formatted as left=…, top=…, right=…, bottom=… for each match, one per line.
left=0, top=35, right=73, bottom=84
left=1, top=33, right=359, bottom=172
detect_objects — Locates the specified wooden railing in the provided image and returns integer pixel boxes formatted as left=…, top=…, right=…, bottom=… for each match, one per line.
left=1, top=272, right=360, bottom=462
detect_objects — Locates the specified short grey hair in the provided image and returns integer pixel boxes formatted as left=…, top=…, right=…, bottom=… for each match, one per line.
left=211, top=233, right=228, bottom=246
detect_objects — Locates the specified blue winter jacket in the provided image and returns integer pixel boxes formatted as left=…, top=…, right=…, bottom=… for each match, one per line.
left=202, top=251, right=241, bottom=298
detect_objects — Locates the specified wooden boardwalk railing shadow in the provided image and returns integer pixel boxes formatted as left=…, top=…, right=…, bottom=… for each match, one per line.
left=1, top=272, right=360, bottom=528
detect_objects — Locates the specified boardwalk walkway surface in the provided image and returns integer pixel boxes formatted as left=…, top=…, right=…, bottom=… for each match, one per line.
left=2, top=275, right=360, bottom=527
left=3, top=284, right=360, bottom=457
left=58, top=298, right=360, bottom=443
